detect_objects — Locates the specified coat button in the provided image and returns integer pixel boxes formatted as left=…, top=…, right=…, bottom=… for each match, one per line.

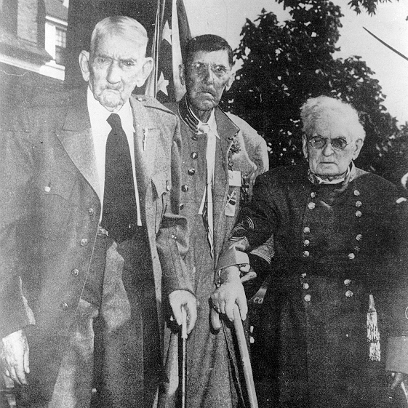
left=304, top=294, right=311, bottom=302
left=344, top=279, right=351, bottom=286
left=61, top=302, right=69, bottom=310
left=310, top=192, right=316, bottom=198
left=355, top=234, right=363, bottom=241
left=303, top=251, right=310, bottom=257
left=188, top=168, right=196, bottom=175
left=71, top=268, right=79, bottom=277
left=355, top=210, right=362, bottom=218
left=303, top=283, right=309, bottom=290
left=354, top=190, right=360, bottom=196
left=355, top=201, right=362, bottom=208
left=191, top=152, right=198, bottom=159
left=80, top=238, right=88, bottom=246
left=345, top=290, right=353, bottom=297
left=348, top=253, right=355, bottom=260
left=303, top=227, right=310, bottom=233
left=88, top=208, right=95, bottom=216
left=181, top=185, right=189, bottom=192
left=308, top=202, right=316, bottom=209
left=304, top=239, right=310, bottom=246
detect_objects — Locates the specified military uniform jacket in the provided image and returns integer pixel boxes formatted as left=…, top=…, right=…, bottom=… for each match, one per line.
left=231, top=163, right=408, bottom=407
left=0, top=88, right=191, bottom=395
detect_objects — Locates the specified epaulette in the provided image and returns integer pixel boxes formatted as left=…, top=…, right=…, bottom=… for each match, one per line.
left=132, top=94, right=177, bottom=116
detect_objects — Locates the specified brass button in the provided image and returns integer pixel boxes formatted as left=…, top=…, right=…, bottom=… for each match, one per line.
left=354, top=190, right=360, bottom=196
left=71, top=268, right=79, bottom=277
left=345, top=290, right=353, bottom=298
left=303, top=227, right=310, bottom=233
left=188, top=168, right=196, bottom=175
left=310, top=192, right=316, bottom=198
left=303, top=283, right=309, bottom=290
left=308, top=202, right=316, bottom=210
left=88, top=208, right=95, bottom=216
left=303, top=251, right=310, bottom=257
left=348, top=253, right=355, bottom=260
left=356, top=234, right=362, bottom=241
left=355, top=211, right=362, bottom=218
left=301, top=273, right=307, bottom=278
left=191, top=152, right=198, bottom=159
left=80, top=238, right=88, bottom=246
left=304, top=294, right=311, bottom=302
left=344, top=279, right=351, bottom=286
left=304, top=239, right=310, bottom=246
left=355, top=201, right=362, bottom=208
left=181, top=185, right=189, bottom=192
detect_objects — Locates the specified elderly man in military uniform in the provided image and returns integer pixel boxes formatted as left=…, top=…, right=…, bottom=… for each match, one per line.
left=160, top=34, right=271, bottom=407
left=0, top=16, right=196, bottom=408
left=212, top=95, right=408, bottom=407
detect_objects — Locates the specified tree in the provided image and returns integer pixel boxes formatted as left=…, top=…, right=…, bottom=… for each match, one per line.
left=221, top=0, right=403, bottom=180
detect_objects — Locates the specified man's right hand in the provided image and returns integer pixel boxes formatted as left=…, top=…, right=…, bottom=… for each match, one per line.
left=1, top=330, right=29, bottom=385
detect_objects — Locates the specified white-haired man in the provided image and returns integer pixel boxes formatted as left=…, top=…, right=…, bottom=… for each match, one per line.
left=213, top=95, right=408, bottom=407
left=0, top=16, right=196, bottom=408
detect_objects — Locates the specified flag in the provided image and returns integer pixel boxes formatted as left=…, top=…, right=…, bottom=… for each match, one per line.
left=145, top=0, right=191, bottom=103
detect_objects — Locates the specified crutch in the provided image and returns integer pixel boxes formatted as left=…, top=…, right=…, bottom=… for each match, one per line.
left=180, top=306, right=188, bottom=408
left=233, top=304, right=258, bottom=408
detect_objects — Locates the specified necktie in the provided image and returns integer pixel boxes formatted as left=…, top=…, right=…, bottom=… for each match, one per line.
left=101, top=113, right=138, bottom=243
left=198, top=123, right=216, bottom=257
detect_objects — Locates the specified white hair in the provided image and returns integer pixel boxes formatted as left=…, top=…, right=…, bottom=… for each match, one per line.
left=301, top=96, right=366, bottom=141
left=90, top=16, right=148, bottom=57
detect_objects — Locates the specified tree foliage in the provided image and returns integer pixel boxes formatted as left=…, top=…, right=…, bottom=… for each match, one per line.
left=221, top=0, right=405, bottom=182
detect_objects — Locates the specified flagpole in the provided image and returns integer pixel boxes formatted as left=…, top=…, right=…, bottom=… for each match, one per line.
left=363, top=27, right=408, bottom=62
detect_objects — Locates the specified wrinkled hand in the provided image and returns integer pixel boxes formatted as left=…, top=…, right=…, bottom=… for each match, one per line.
left=211, top=265, right=247, bottom=330
left=169, top=290, right=197, bottom=335
left=1, top=330, right=29, bottom=385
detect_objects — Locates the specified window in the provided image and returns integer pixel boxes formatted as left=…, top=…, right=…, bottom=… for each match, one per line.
left=55, top=27, right=66, bottom=65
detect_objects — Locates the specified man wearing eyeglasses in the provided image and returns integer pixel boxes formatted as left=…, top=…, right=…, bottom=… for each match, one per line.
left=160, top=35, right=271, bottom=407
left=212, top=95, right=408, bottom=407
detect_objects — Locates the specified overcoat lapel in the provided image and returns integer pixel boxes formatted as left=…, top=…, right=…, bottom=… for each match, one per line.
left=130, top=96, right=160, bottom=198
left=56, top=89, right=101, bottom=201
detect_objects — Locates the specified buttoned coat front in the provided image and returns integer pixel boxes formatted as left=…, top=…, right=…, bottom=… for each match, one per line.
left=0, top=88, right=191, bottom=400
left=233, top=164, right=408, bottom=408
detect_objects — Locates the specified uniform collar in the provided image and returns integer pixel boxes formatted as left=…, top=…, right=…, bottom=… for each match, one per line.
left=308, top=162, right=356, bottom=186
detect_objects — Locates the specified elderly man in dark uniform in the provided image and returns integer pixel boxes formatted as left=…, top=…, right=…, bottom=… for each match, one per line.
left=0, top=16, right=196, bottom=408
left=212, top=95, right=408, bottom=407
left=159, top=35, right=271, bottom=407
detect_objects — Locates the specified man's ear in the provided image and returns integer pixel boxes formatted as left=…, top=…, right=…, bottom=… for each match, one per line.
left=302, top=134, right=309, bottom=159
left=225, top=71, right=235, bottom=91
left=179, top=64, right=186, bottom=86
left=352, top=138, right=364, bottom=160
left=135, top=57, right=154, bottom=87
left=78, top=50, right=91, bottom=82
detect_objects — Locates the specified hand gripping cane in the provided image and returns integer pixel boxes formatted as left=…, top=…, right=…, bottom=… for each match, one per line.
left=233, top=304, right=258, bottom=408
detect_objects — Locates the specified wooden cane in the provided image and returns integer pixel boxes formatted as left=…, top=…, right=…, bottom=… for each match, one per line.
left=233, top=304, right=258, bottom=408
left=181, top=306, right=188, bottom=408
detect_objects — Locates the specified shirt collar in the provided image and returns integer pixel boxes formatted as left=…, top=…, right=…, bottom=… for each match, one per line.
left=87, top=87, right=134, bottom=135
left=178, top=95, right=219, bottom=138
left=308, top=162, right=356, bottom=185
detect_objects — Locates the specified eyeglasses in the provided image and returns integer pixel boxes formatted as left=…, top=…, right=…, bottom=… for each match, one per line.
left=189, top=62, right=230, bottom=78
left=308, top=136, right=349, bottom=151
